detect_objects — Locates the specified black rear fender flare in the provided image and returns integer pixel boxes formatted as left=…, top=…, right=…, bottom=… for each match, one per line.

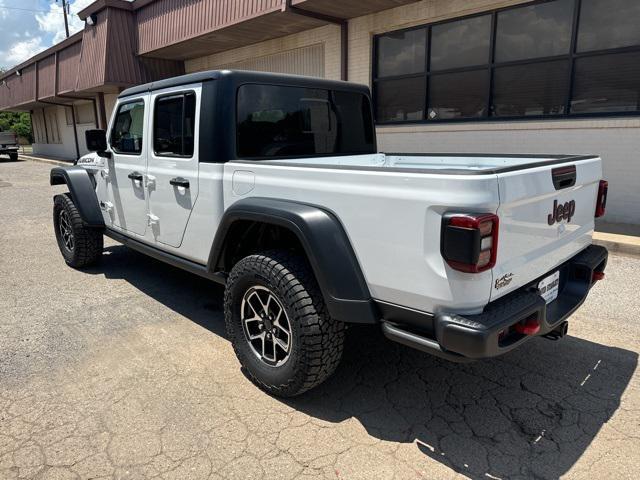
left=209, top=197, right=378, bottom=324
left=50, top=166, right=104, bottom=228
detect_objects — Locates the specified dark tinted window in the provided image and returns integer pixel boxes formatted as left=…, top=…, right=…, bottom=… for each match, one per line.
left=110, top=101, right=144, bottom=154
left=577, top=0, right=640, bottom=52
left=493, top=61, right=570, bottom=117
left=237, top=85, right=375, bottom=159
left=430, top=15, right=491, bottom=70
left=154, top=93, right=196, bottom=157
left=376, top=28, right=426, bottom=77
left=376, top=77, right=426, bottom=122
left=495, top=0, right=574, bottom=62
left=428, top=70, right=489, bottom=120
left=372, top=0, right=640, bottom=123
left=572, top=52, right=640, bottom=113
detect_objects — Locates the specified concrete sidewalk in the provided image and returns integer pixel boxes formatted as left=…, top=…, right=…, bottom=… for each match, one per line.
left=594, top=232, right=640, bottom=258
left=19, top=153, right=72, bottom=167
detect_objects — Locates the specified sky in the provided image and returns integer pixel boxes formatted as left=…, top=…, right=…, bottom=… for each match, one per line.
left=0, top=0, right=96, bottom=69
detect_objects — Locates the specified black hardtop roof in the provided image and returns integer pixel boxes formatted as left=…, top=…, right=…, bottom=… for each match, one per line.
left=118, top=70, right=371, bottom=99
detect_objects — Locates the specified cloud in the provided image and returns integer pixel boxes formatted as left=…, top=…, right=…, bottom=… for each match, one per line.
left=4, top=37, right=46, bottom=65
left=0, top=0, right=135, bottom=68
left=36, top=0, right=95, bottom=45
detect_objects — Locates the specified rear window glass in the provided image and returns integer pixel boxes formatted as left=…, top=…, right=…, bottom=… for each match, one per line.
left=236, top=84, right=375, bottom=159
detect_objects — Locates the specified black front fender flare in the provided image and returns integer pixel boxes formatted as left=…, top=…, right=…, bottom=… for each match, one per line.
left=209, top=197, right=378, bottom=324
left=50, top=166, right=104, bottom=228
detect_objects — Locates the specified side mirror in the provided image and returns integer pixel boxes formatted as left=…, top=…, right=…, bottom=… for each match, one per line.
left=85, top=129, right=110, bottom=158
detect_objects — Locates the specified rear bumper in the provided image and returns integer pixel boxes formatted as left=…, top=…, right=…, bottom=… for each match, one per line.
left=382, top=244, right=608, bottom=362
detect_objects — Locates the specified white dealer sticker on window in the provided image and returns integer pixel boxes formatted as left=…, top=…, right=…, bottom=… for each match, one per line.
left=538, top=271, right=560, bottom=305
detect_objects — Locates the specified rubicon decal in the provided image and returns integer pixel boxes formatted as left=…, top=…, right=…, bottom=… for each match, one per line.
left=547, top=199, right=576, bottom=225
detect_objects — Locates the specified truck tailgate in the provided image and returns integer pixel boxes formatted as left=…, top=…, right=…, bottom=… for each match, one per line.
left=491, top=156, right=602, bottom=301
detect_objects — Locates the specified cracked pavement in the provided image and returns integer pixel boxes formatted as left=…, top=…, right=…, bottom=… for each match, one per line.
left=1, top=160, right=639, bottom=480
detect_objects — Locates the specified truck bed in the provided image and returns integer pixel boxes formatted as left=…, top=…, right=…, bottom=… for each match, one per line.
left=241, top=153, right=597, bottom=174
left=226, top=152, right=602, bottom=316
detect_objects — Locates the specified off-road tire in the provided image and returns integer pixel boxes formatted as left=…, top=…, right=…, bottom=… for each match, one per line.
left=53, top=193, right=103, bottom=268
left=224, top=250, right=345, bottom=397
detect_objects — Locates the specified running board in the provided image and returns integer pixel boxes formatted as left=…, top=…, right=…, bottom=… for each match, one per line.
left=381, top=322, right=472, bottom=363
left=104, top=228, right=227, bottom=285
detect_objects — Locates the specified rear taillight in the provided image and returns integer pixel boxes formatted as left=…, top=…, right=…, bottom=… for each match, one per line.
left=595, top=180, right=608, bottom=218
left=441, top=213, right=499, bottom=273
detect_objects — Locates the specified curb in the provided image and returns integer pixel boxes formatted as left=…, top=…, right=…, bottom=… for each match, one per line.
left=19, top=154, right=72, bottom=167
left=593, top=232, right=640, bottom=258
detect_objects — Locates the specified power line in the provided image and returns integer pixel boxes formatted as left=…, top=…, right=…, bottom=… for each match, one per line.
left=0, top=5, right=66, bottom=14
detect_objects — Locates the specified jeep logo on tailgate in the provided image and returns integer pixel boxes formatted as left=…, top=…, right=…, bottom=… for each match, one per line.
left=548, top=199, right=576, bottom=225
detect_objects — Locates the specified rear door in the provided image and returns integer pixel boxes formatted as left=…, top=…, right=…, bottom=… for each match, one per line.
left=146, top=85, right=200, bottom=248
left=491, top=156, right=602, bottom=301
left=107, top=97, right=149, bottom=236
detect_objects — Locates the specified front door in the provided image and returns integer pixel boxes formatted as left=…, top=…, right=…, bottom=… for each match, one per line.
left=107, top=97, right=149, bottom=236
left=146, top=86, right=200, bottom=248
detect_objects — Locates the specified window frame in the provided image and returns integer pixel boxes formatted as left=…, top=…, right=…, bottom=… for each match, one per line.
left=152, top=90, right=197, bottom=159
left=109, top=98, right=146, bottom=156
left=371, top=0, right=640, bottom=125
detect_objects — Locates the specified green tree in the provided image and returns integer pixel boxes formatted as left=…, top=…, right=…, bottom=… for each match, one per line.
left=0, top=68, right=32, bottom=142
left=0, top=111, right=32, bottom=143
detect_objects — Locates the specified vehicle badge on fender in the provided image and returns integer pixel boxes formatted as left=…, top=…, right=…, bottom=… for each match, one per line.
left=495, top=273, right=514, bottom=290
left=548, top=199, right=575, bottom=226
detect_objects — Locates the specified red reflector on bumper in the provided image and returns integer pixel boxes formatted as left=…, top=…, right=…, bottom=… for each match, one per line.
left=592, top=271, right=605, bottom=282
left=514, top=317, right=541, bottom=336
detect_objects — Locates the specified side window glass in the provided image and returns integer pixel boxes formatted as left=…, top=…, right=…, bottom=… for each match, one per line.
left=110, top=101, right=145, bottom=154
left=153, top=92, right=196, bottom=157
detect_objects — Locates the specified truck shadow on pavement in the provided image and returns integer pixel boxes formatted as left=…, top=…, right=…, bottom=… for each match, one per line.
left=290, top=327, right=637, bottom=480
left=90, top=245, right=637, bottom=480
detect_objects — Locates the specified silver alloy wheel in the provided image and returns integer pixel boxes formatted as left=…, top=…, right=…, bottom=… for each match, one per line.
left=241, top=285, right=292, bottom=367
left=58, top=210, right=74, bottom=252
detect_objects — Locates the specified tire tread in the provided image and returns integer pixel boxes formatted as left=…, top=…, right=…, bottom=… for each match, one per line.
left=224, top=250, right=344, bottom=397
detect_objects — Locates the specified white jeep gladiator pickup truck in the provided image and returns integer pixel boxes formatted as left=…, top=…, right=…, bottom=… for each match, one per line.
left=51, top=70, right=609, bottom=397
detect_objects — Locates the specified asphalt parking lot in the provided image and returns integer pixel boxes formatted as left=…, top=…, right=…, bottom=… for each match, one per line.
left=1, top=159, right=639, bottom=480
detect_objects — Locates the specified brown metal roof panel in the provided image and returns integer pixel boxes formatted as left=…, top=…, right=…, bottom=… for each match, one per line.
left=37, top=54, right=56, bottom=99
left=104, top=7, right=143, bottom=85
left=136, top=0, right=283, bottom=55
left=57, top=41, right=82, bottom=94
left=76, top=10, right=109, bottom=91
left=0, top=64, right=36, bottom=110
left=140, top=9, right=325, bottom=61
left=104, top=7, right=185, bottom=87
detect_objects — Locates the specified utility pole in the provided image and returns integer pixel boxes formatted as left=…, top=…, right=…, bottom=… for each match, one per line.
left=59, top=0, right=70, bottom=38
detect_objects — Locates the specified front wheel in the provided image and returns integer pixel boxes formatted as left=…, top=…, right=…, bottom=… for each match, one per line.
left=224, top=251, right=344, bottom=397
left=53, top=193, right=103, bottom=268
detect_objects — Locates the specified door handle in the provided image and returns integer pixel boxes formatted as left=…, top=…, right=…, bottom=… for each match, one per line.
left=170, top=177, right=190, bottom=188
left=128, top=171, right=143, bottom=181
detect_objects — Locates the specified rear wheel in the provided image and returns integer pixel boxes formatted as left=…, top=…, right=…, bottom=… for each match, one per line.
left=224, top=250, right=344, bottom=397
left=53, top=193, right=103, bottom=268
left=9, top=153, right=18, bottom=162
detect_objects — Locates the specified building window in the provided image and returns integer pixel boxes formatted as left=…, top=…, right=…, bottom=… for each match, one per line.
left=110, top=100, right=145, bottom=155
left=372, top=0, right=640, bottom=123
left=32, top=110, right=47, bottom=144
left=153, top=92, right=196, bottom=157
left=66, top=103, right=96, bottom=126
left=44, top=107, right=61, bottom=144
